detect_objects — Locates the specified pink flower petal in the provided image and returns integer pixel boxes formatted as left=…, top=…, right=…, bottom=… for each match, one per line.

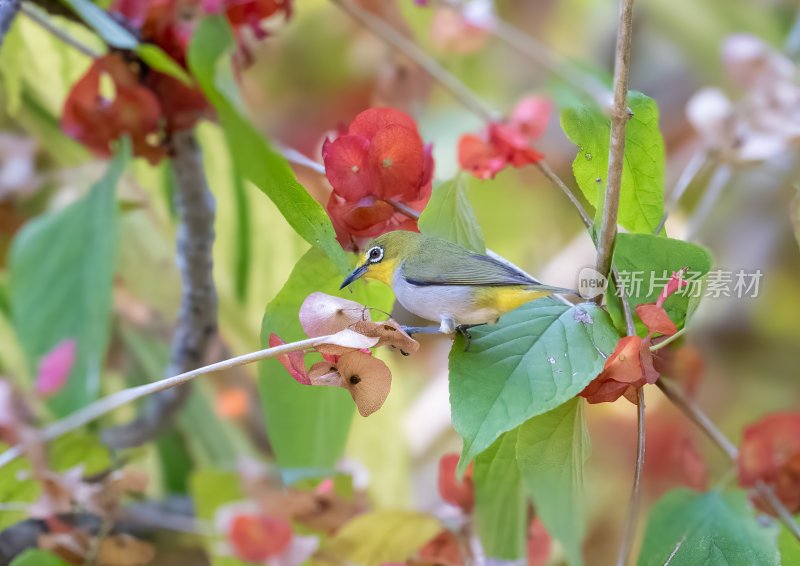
left=35, top=340, right=77, bottom=398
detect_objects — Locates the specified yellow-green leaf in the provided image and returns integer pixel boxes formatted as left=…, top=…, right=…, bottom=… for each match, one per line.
left=322, top=511, right=441, bottom=566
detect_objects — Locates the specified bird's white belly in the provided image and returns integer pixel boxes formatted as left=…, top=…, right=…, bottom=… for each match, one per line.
left=393, top=271, right=499, bottom=327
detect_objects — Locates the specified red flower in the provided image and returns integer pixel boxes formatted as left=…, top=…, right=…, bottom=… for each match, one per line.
left=580, top=335, right=658, bottom=404
left=204, top=0, right=292, bottom=39
left=437, top=453, right=474, bottom=513
left=228, top=514, right=293, bottom=562
left=739, top=413, right=800, bottom=514
left=458, top=96, right=551, bottom=180
left=62, top=54, right=165, bottom=164
left=323, top=108, right=434, bottom=251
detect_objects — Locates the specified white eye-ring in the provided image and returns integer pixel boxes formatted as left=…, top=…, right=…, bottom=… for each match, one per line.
left=367, top=246, right=384, bottom=263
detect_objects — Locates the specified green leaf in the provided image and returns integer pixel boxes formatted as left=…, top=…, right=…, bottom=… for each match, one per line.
left=517, top=398, right=590, bottom=566
left=59, top=0, right=138, bottom=49
left=187, top=16, right=349, bottom=274
left=474, top=428, right=526, bottom=560
left=259, top=247, right=393, bottom=469
left=10, top=142, right=129, bottom=415
left=0, top=23, right=25, bottom=115
left=10, top=550, right=70, bottom=566
left=609, top=233, right=712, bottom=334
left=190, top=469, right=248, bottom=566
left=561, top=92, right=665, bottom=233
left=419, top=176, right=485, bottom=253
left=449, top=298, right=619, bottom=467
left=137, top=44, right=193, bottom=85
left=779, top=519, right=800, bottom=565
left=322, top=510, right=441, bottom=566
left=638, top=489, right=780, bottom=566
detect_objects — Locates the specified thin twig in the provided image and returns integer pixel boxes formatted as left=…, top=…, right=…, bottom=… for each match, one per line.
left=656, top=377, right=800, bottom=541
left=0, top=0, right=20, bottom=49
left=654, top=149, right=710, bottom=234
left=485, top=14, right=614, bottom=112
left=649, top=327, right=686, bottom=351
left=0, top=336, right=330, bottom=470
left=535, top=161, right=593, bottom=229
left=685, top=164, right=730, bottom=241
left=595, top=0, right=636, bottom=288
left=331, top=0, right=498, bottom=122
left=20, top=3, right=100, bottom=58
left=108, top=129, right=218, bottom=449
left=278, top=144, right=326, bottom=175
left=617, top=387, right=645, bottom=566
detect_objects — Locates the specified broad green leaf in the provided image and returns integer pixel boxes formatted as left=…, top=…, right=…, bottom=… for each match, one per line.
left=10, top=142, right=129, bottom=415
left=0, top=23, right=24, bottom=115
left=322, top=511, right=441, bottom=566
left=474, top=429, right=526, bottom=560
left=10, top=550, right=70, bottom=566
left=0, top=432, right=111, bottom=529
left=517, top=398, right=589, bottom=566
left=419, top=177, right=485, bottom=253
left=137, top=44, right=193, bottom=85
left=188, top=17, right=349, bottom=274
left=190, top=469, right=248, bottom=566
left=561, top=92, right=665, bottom=233
left=779, top=519, right=800, bottom=565
left=59, top=0, right=138, bottom=49
left=449, top=298, right=619, bottom=467
left=638, top=489, right=780, bottom=566
left=609, top=233, right=712, bottom=334
left=259, top=247, right=393, bottom=469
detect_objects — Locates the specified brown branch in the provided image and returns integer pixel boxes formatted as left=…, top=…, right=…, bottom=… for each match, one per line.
left=656, top=377, right=800, bottom=541
left=617, top=388, right=645, bottom=566
left=594, top=0, right=635, bottom=285
left=0, top=0, right=20, bottom=49
left=103, top=129, right=217, bottom=449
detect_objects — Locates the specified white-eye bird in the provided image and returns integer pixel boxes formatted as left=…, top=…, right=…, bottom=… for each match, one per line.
left=340, top=231, right=576, bottom=334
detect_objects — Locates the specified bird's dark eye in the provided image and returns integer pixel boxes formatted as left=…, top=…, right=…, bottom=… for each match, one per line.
left=367, top=246, right=383, bottom=263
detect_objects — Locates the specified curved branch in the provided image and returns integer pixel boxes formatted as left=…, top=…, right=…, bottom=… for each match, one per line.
left=103, top=129, right=217, bottom=449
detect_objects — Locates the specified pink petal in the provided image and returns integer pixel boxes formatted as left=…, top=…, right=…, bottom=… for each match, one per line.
left=269, top=333, right=310, bottom=385
left=35, top=340, right=76, bottom=398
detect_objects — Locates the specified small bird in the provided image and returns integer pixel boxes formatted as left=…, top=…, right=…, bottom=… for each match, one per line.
left=340, top=231, right=576, bottom=335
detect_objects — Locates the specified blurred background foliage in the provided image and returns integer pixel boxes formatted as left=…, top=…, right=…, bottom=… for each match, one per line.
left=0, top=0, right=798, bottom=564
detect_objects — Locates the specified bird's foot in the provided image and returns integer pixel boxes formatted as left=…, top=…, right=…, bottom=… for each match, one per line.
left=455, top=323, right=486, bottom=352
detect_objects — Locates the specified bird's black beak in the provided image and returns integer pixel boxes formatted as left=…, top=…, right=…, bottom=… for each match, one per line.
left=340, top=263, right=368, bottom=289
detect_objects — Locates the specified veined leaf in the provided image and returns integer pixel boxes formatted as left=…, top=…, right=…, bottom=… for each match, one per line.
left=449, top=298, right=619, bottom=467
left=322, top=511, right=441, bottom=566
left=779, top=519, right=800, bottom=565
left=419, top=176, right=485, bottom=253
left=517, top=398, right=590, bottom=566
left=10, top=142, right=128, bottom=415
left=188, top=17, right=349, bottom=273
left=609, top=233, right=712, bottom=334
left=259, top=248, right=393, bottom=469
left=474, top=429, right=527, bottom=560
left=561, top=92, right=665, bottom=234
left=638, top=489, right=779, bottom=566
left=59, top=0, right=137, bottom=49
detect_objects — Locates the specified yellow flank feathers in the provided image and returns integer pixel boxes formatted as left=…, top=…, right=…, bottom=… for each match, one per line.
left=474, top=286, right=548, bottom=315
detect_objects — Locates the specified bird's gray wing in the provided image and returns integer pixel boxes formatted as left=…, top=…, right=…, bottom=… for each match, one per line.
left=401, top=244, right=537, bottom=287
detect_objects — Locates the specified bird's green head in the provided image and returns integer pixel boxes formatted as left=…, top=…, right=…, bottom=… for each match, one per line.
left=340, top=231, right=421, bottom=289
